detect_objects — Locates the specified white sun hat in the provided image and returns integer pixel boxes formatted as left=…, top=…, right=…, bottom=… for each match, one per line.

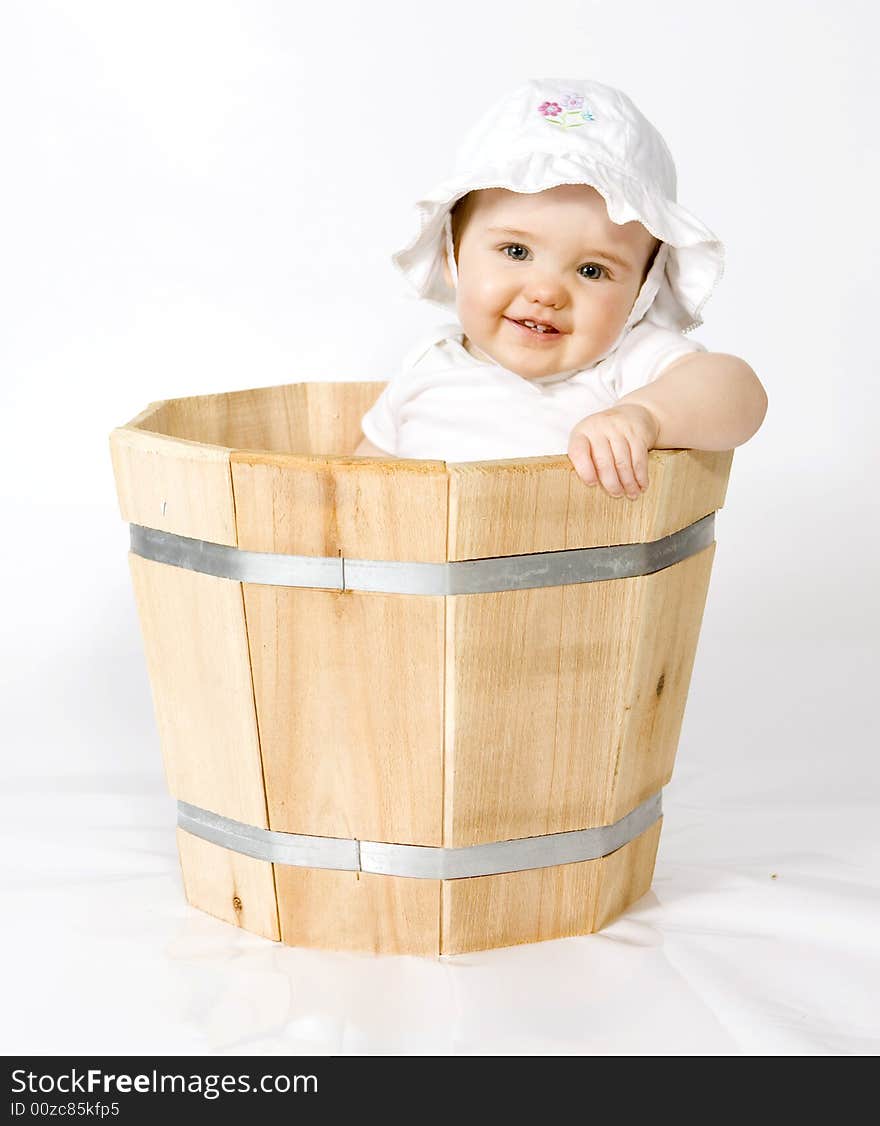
left=391, top=78, right=725, bottom=339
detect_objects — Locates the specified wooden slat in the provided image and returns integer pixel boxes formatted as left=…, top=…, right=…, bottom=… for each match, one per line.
left=642, top=448, right=733, bottom=541
left=592, top=817, right=663, bottom=932
left=231, top=452, right=448, bottom=562
left=274, top=868, right=441, bottom=957
left=112, top=398, right=281, bottom=944
left=128, top=555, right=269, bottom=828
left=446, top=448, right=732, bottom=559
left=440, top=819, right=661, bottom=954
left=443, top=584, right=565, bottom=844
left=243, top=585, right=445, bottom=844
left=305, top=381, right=387, bottom=455
left=232, top=450, right=448, bottom=844
left=109, top=426, right=237, bottom=545
left=443, top=547, right=718, bottom=847
left=441, top=855, right=599, bottom=955
left=128, top=380, right=385, bottom=455
left=176, top=828, right=280, bottom=941
left=609, top=547, right=716, bottom=822
left=232, top=447, right=449, bottom=954
left=447, top=456, right=573, bottom=560
left=132, top=384, right=309, bottom=451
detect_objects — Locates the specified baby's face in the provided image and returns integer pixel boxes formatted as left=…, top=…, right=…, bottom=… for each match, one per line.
left=446, top=186, right=659, bottom=380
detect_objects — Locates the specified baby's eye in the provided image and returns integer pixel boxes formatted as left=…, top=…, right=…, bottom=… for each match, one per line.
left=500, top=246, right=607, bottom=279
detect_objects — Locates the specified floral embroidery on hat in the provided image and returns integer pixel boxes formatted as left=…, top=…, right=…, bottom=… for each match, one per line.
left=538, top=92, right=595, bottom=128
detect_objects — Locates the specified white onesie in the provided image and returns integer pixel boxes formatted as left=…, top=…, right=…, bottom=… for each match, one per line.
left=360, top=321, right=705, bottom=461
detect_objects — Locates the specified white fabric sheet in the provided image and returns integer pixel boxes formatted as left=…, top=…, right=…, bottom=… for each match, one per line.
left=5, top=635, right=878, bottom=1056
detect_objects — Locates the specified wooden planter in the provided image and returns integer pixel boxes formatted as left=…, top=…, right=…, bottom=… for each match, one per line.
left=110, top=379, right=732, bottom=956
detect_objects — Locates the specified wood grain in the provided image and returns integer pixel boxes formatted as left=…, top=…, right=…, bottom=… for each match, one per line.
left=109, top=425, right=237, bottom=545
left=232, top=445, right=448, bottom=849
left=305, top=381, right=388, bottom=455
left=131, top=384, right=308, bottom=451
left=609, top=548, right=716, bottom=822
left=177, top=828, right=280, bottom=941
left=443, top=548, right=715, bottom=846
left=231, top=451, right=448, bottom=562
left=127, top=380, right=386, bottom=456
left=592, top=817, right=663, bottom=932
left=128, top=555, right=269, bottom=827
left=274, top=867, right=441, bottom=957
left=446, top=448, right=732, bottom=559
left=243, top=585, right=445, bottom=844
left=440, top=819, right=662, bottom=954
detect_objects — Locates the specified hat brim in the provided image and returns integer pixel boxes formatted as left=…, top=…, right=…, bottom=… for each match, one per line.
left=391, top=153, right=724, bottom=333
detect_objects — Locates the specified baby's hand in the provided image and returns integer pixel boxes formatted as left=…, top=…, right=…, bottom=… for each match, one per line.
left=567, top=404, right=660, bottom=499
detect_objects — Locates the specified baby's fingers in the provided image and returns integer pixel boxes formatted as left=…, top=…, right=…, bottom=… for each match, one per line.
left=612, top=435, right=642, bottom=499
left=629, top=436, right=649, bottom=492
left=568, top=432, right=598, bottom=486
left=592, top=433, right=636, bottom=498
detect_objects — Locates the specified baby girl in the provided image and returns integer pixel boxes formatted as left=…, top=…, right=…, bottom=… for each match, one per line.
left=355, top=79, right=767, bottom=499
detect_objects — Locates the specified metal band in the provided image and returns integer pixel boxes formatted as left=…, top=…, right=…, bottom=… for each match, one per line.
left=131, top=513, right=714, bottom=594
left=177, top=791, right=662, bottom=879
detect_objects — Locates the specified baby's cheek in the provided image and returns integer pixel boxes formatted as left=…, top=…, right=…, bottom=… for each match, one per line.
left=582, top=290, right=633, bottom=344
left=469, top=273, right=512, bottom=311
left=457, top=283, right=506, bottom=338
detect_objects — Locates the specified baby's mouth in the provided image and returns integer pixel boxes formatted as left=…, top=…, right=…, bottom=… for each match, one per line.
left=505, top=316, right=562, bottom=336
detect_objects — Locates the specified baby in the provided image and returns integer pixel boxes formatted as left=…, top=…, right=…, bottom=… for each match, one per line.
left=355, top=79, right=767, bottom=499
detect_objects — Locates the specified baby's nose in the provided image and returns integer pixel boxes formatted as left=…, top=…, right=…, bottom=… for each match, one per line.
left=523, top=275, right=567, bottom=308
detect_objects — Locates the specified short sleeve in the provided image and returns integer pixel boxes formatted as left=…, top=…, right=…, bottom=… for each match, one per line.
left=611, top=323, right=707, bottom=400
left=360, top=385, right=397, bottom=454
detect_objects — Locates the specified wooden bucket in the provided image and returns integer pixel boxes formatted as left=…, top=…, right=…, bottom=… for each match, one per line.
left=109, top=380, right=732, bottom=956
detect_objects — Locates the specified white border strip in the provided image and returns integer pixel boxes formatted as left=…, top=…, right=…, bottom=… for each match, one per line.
left=177, top=791, right=662, bottom=879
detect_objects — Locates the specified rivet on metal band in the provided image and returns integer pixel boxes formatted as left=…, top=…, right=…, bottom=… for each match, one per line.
left=130, top=514, right=714, bottom=595
left=176, top=791, right=663, bottom=880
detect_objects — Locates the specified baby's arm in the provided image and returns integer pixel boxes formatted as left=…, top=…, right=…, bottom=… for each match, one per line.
left=353, top=433, right=394, bottom=457
left=617, top=351, right=768, bottom=451
left=568, top=352, right=768, bottom=499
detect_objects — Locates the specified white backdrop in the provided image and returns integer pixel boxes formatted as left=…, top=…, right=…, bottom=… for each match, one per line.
left=3, top=0, right=878, bottom=1056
